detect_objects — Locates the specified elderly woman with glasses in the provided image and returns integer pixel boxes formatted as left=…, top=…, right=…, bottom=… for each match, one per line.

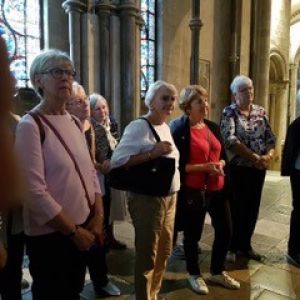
left=111, top=80, right=180, bottom=300
left=65, top=83, right=121, bottom=297
left=15, top=49, right=104, bottom=300
left=170, top=85, right=240, bottom=295
left=220, top=75, right=276, bottom=263
left=89, top=93, right=127, bottom=250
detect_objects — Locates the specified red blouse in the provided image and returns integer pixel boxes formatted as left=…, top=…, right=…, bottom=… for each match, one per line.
left=185, top=126, right=224, bottom=191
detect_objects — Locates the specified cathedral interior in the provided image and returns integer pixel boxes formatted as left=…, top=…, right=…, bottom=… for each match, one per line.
left=2, top=1, right=300, bottom=299
left=1, top=0, right=300, bottom=170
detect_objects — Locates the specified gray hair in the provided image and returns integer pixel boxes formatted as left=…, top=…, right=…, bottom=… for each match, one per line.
left=89, top=93, right=108, bottom=110
left=71, top=81, right=86, bottom=98
left=144, top=80, right=177, bottom=109
left=230, top=75, right=253, bottom=94
left=29, top=49, right=74, bottom=96
left=179, top=85, right=208, bottom=113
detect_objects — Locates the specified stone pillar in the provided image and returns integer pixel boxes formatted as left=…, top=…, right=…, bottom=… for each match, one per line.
left=289, top=63, right=297, bottom=122
left=229, top=0, right=242, bottom=78
left=119, top=1, right=139, bottom=129
left=43, top=0, right=69, bottom=52
left=95, top=1, right=113, bottom=101
left=250, top=0, right=271, bottom=108
left=110, top=8, right=121, bottom=125
left=62, top=0, right=87, bottom=82
left=274, top=83, right=288, bottom=170
left=210, top=0, right=232, bottom=122
left=189, top=0, right=202, bottom=84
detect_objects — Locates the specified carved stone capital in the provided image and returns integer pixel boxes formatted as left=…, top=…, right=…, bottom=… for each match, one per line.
left=94, top=0, right=115, bottom=14
left=136, top=13, right=144, bottom=30
left=62, top=0, right=87, bottom=14
left=118, top=3, right=139, bottom=17
left=189, top=18, right=203, bottom=30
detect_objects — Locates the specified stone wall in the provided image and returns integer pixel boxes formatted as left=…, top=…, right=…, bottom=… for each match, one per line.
left=157, top=0, right=215, bottom=120
left=43, top=0, right=69, bottom=52
left=269, top=0, right=291, bottom=170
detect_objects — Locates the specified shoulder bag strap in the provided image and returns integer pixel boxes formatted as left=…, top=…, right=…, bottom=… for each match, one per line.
left=203, top=129, right=212, bottom=190
left=139, top=117, right=161, bottom=142
left=34, top=112, right=93, bottom=210
left=28, top=111, right=46, bottom=144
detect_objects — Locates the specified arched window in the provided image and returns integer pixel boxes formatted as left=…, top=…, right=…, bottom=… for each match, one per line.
left=0, top=0, right=42, bottom=87
left=140, top=0, right=156, bottom=99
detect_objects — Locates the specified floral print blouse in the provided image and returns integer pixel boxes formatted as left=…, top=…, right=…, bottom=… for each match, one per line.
left=92, top=117, right=119, bottom=163
left=220, top=103, right=276, bottom=167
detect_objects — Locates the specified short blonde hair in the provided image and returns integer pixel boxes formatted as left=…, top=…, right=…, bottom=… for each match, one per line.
left=179, top=85, right=208, bottom=113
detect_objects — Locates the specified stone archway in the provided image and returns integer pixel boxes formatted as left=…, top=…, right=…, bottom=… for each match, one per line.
left=268, top=50, right=289, bottom=170
left=292, top=46, right=300, bottom=119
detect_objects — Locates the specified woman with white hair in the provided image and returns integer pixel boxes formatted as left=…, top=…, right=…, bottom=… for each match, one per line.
left=15, top=49, right=104, bottom=300
left=220, top=75, right=276, bottom=263
left=89, top=93, right=127, bottom=250
left=111, top=80, right=180, bottom=300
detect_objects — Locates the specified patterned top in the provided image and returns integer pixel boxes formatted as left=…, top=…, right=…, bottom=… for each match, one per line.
left=220, top=103, right=276, bottom=167
left=91, top=116, right=119, bottom=163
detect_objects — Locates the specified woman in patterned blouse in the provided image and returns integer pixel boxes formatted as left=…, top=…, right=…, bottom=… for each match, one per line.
left=220, top=75, right=276, bottom=263
left=89, top=94, right=127, bottom=250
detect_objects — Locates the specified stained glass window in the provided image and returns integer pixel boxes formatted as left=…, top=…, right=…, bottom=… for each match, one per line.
left=140, top=0, right=156, bottom=99
left=0, top=0, right=41, bottom=87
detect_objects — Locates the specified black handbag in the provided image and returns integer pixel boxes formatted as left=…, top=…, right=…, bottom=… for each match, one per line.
left=109, top=118, right=176, bottom=196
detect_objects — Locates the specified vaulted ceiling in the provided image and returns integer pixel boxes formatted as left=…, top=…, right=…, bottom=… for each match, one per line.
left=291, top=0, right=300, bottom=24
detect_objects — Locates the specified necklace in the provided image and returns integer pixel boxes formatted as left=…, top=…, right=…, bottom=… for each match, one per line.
left=193, top=122, right=206, bottom=129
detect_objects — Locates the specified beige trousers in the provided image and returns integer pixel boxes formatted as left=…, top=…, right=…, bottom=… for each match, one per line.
left=128, top=192, right=177, bottom=300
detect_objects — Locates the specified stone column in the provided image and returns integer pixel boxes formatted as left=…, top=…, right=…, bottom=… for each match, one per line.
left=119, top=1, right=139, bottom=129
left=250, top=0, right=271, bottom=108
left=95, top=1, right=113, bottom=101
left=274, top=83, right=288, bottom=170
left=62, top=0, right=87, bottom=82
left=229, top=0, right=242, bottom=78
left=110, top=8, right=121, bottom=125
left=210, top=0, right=232, bottom=122
left=189, top=0, right=202, bottom=84
left=289, top=63, right=297, bottom=122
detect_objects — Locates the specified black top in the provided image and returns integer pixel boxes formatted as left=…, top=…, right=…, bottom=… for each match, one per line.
left=281, top=116, right=300, bottom=176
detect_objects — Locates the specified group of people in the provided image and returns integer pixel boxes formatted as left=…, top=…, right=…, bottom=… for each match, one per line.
left=1, top=44, right=300, bottom=300
left=112, top=76, right=275, bottom=299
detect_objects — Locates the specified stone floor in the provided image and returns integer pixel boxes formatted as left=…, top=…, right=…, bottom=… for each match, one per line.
left=22, top=171, right=300, bottom=300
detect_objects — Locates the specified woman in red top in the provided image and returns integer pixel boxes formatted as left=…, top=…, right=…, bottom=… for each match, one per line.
left=170, top=85, right=240, bottom=295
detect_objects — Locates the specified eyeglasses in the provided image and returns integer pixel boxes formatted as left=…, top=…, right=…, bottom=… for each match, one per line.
left=66, top=97, right=88, bottom=107
left=42, top=68, right=76, bottom=79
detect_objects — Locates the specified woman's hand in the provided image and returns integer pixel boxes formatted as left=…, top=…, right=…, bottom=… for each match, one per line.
left=86, top=214, right=105, bottom=246
left=204, top=162, right=225, bottom=176
left=254, top=155, right=271, bottom=170
left=71, top=226, right=96, bottom=251
left=150, top=141, right=173, bottom=158
left=99, top=159, right=111, bottom=174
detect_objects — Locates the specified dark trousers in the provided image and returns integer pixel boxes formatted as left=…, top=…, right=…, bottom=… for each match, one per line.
left=26, top=233, right=86, bottom=300
left=86, top=244, right=108, bottom=294
left=229, top=165, right=266, bottom=252
left=0, top=232, right=24, bottom=300
left=182, top=187, right=232, bottom=275
left=289, top=169, right=300, bottom=256
left=103, top=176, right=112, bottom=229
